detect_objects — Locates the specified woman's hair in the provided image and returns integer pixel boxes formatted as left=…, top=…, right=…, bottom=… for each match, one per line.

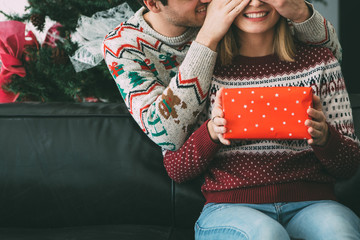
left=136, top=0, right=168, bottom=8
left=218, top=17, right=296, bottom=66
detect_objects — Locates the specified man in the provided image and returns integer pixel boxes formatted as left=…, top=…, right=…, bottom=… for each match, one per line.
left=102, top=0, right=341, bottom=151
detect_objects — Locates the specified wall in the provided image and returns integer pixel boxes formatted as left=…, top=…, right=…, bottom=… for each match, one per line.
left=312, top=0, right=359, bottom=94
left=340, top=1, right=360, bottom=94
left=312, top=0, right=340, bottom=37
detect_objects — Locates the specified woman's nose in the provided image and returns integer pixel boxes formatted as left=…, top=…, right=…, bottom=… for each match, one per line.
left=249, top=0, right=264, bottom=7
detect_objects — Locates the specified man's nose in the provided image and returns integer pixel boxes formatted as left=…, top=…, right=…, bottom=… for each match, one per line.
left=200, top=0, right=211, bottom=3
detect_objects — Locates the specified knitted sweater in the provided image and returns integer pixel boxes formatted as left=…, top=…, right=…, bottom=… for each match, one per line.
left=102, top=5, right=342, bottom=151
left=163, top=44, right=360, bottom=204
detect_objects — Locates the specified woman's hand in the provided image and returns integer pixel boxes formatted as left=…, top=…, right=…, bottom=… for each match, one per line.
left=208, top=87, right=231, bottom=145
left=305, top=95, right=330, bottom=146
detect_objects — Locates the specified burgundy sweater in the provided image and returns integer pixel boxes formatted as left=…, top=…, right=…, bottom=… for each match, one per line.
left=163, top=45, right=360, bottom=204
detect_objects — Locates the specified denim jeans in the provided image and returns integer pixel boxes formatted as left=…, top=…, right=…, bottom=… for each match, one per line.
left=195, top=200, right=360, bottom=240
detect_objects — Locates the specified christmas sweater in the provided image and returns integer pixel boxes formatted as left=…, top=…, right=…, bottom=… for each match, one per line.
left=102, top=5, right=342, bottom=151
left=163, top=44, right=360, bottom=204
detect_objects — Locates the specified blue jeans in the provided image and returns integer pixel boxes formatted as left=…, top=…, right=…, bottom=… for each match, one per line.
left=195, top=200, right=360, bottom=240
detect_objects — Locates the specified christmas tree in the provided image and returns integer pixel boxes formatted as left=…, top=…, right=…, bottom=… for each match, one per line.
left=0, top=0, right=141, bottom=102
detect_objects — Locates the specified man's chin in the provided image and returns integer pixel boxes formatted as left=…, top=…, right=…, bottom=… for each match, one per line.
left=175, top=17, right=205, bottom=29
left=190, top=18, right=206, bottom=27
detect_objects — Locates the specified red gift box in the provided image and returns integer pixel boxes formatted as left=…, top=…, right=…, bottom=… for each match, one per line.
left=222, top=87, right=313, bottom=140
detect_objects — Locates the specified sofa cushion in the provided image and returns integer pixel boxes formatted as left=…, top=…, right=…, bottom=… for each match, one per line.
left=0, top=103, right=172, bottom=228
left=0, top=225, right=172, bottom=240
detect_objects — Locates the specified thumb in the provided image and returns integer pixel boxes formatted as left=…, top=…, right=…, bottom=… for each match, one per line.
left=215, top=87, right=225, bottom=117
left=215, top=87, right=224, bottom=105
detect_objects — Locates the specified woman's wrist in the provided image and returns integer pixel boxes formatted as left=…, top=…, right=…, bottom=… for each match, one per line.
left=207, top=119, right=220, bottom=143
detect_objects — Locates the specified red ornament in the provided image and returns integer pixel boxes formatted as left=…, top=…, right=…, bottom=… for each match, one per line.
left=0, top=21, right=27, bottom=103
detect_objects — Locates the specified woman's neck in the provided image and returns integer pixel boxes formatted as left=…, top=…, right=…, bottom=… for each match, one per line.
left=238, top=30, right=275, bottom=57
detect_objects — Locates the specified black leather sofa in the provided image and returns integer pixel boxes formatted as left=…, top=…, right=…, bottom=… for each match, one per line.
left=0, top=94, right=359, bottom=240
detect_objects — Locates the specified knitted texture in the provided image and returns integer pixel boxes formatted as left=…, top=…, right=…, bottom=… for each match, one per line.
left=102, top=7, right=217, bottom=151
left=163, top=44, right=360, bottom=204
left=102, top=5, right=342, bottom=151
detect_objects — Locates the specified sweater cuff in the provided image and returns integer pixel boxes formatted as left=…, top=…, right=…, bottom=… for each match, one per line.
left=196, top=119, right=222, bottom=155
left=291, top=1, right=315, bottom=25
left=291, top=4, right=326, bottom=44
left=311, top=123, right=342, bottom=160
left=180, top=41, right=217, bottom=77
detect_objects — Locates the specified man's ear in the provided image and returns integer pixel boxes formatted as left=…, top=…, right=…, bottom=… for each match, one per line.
left=144, top=0, right=162, bottom=13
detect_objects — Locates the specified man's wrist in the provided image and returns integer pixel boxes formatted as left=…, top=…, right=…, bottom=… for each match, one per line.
left=195, top=31, right=218, bottom=52
left=292, top=2, right=313, bottom=23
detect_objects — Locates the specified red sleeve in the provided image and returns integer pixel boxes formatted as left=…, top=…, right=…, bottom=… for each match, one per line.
left=163, top=119, right=221, bottom=183
left=312, top=123, right=360, bottom=180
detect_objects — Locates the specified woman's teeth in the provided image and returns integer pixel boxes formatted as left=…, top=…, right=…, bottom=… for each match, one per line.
left=244, top=12, right=268, bottom=18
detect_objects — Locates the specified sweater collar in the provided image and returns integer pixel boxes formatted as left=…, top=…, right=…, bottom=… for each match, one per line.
left=136, top=7, right=199, bottom=46
left=233, top=54, right=280, bottom=65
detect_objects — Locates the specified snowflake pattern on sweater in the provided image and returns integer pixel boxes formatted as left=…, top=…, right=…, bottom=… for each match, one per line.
left=102, top=5, right=342, bottom=151
left=163, top=45, right=360, bottom=204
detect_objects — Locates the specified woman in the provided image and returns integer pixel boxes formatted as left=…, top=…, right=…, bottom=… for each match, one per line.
left=163, top=0, right=360, bottom=239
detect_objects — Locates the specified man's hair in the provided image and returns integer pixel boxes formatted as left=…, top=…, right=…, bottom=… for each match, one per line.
left=136, top=0, right=168, bottom=8
left=218, top=17, right=296, bottom=66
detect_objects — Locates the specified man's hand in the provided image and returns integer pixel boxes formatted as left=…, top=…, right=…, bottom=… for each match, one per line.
left=208, top=87, right=231, bottom=145
left=196, top=0, right=250, bottom=51
left=305, top=95, right=330, bottom=146
left=261, top=0, right=312, bottom=23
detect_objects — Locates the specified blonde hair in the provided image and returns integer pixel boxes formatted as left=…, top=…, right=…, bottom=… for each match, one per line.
left=218, top=17, right=296, bottom=66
